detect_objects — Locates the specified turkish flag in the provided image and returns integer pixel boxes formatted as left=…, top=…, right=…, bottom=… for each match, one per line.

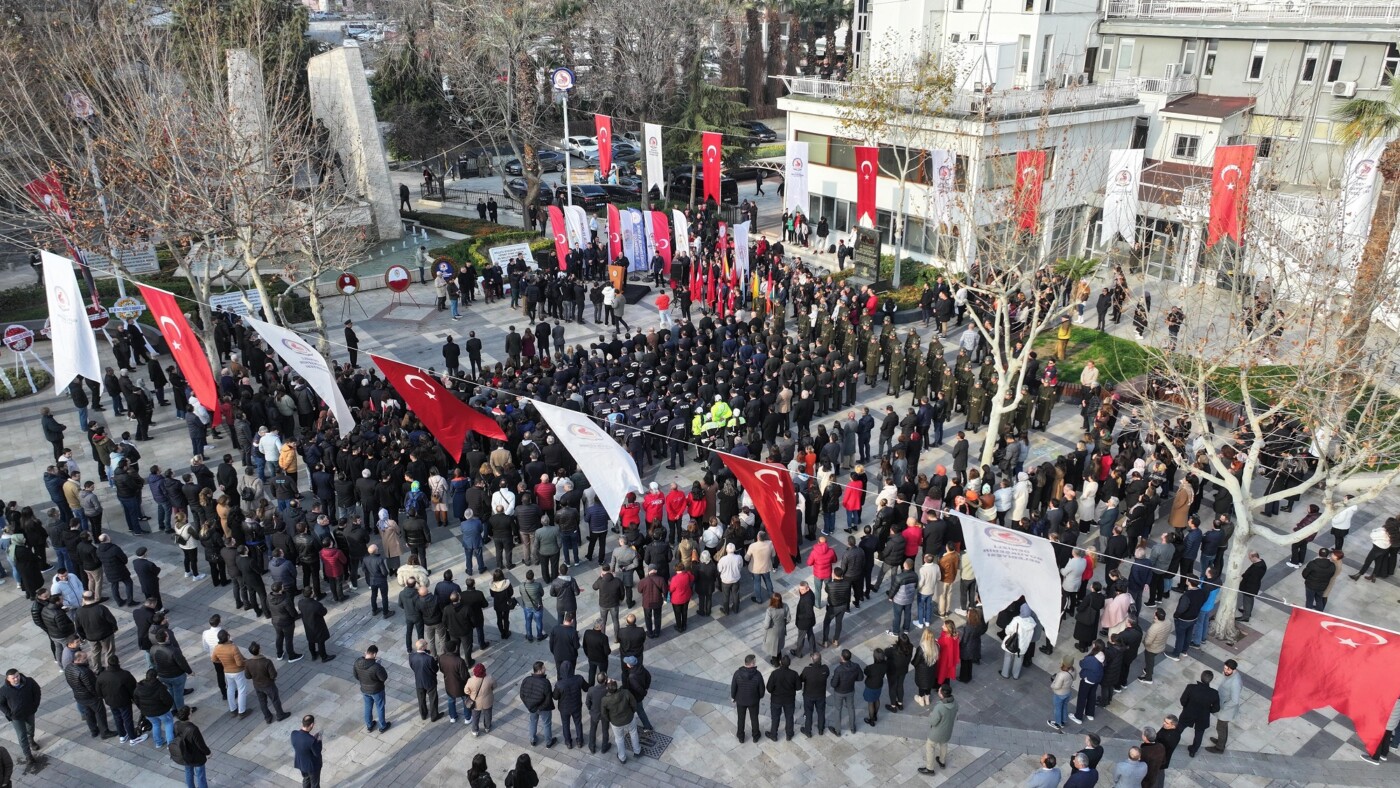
left=651, top=211, right=672, bottom=275
left=719, top=454, right=799, bottom=572
left=702, top=132, right=722, bottom=204
left=1207, top=144, right=1255, bottom=247
left=1269, top=608, right=1400, bottom=752
left=1014, top=150, right=1046, bottom=231
left=594, top=114, right=613, bottom=177
left=25, top=171, right=74, bottom=225
left=371, top=354, right=506, bottom=461
left=137, top=284, right=220, bottom=426
left=547, top=205, right=569, bottom=271
left=606, top=203, right=623, bottom=263
left=855, top=145, right=878, bottom=228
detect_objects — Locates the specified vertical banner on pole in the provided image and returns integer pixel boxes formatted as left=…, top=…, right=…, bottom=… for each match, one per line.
left=547, top=205, right=570, bottom=270
left=644, top=123, right=665, bottom=194
left=607, top=203, right=623, bottom=263
left=855, top=146, right=878, bottom=228
left=651, top=211, right=673, bottom=276
left=594, top=114, right=613, bottom=177
left=785, top=141, right=809, bottom=214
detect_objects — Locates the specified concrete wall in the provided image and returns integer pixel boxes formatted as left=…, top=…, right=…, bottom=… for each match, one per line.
left=307, top=45, right=402, bottom=241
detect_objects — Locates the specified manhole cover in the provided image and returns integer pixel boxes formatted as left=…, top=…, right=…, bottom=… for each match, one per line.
left=639, top=730, right=673, bottom=759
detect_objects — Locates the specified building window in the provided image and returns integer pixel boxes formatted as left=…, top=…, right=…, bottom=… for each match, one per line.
left=955, top=0, right=964, bottom=7
left=1203, top=39, right=1218, bottom=77
left=1247, top=41, right=1267, bottom=82
left=1172, top=134, right=1200, bottom=160
left=1181, top=40, right=1198, bottom=76
left=1256, top=137, right=1274, bottom=158
left=1024, top=0, right=1034, bottom=11
left=1325, top=44, right=1347, bottom=84
left=1300, top=43, right=1320, bottom=84
left=1383, top=43, right=1399, bottom=87
left=796, top=131, right=829, bottom=165
left=1018, top=35, right=1031, bottom=75
left=829, top=138, right=858, bottom=171
left=1044, top=0, right=1053, bottom=11
left=1098, top=38, right=1115, bottom=72
left=1040, top=35, right=1054, bottom=78
left=983, top=153, right=1019, bottom=190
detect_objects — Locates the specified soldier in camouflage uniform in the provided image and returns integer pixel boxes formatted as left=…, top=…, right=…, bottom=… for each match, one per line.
left=886, top=343, right=906, bottom=397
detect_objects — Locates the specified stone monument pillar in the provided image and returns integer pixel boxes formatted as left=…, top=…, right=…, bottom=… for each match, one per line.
left=307, top=44, right=402, bottom=241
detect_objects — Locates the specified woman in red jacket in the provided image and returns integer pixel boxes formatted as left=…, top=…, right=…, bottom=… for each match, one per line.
left=319, top=539, right=348, bottom=602
left=935, top=618, right=961, bottom=686
left=664, top=484, right=689, bottom=544
left=806, top=535, right=837, bottom=608
left=642, top=484, right=666, bottom=530
left=668, top=566, right=694, bottom=633
left=842, top=474, right=866, bottom=534
left=618, top=492, right=642, bottom=532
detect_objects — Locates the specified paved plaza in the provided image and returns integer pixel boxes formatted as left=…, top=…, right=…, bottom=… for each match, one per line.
left=1, top=248, right=1398, bottom=787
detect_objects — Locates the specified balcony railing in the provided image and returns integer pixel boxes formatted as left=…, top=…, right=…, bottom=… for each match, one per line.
left=1136, top=75, right=1198, bottom=95
left=779, top=76, right=1140, bottom=120
left=1105, top=0, right=1400, bottom=24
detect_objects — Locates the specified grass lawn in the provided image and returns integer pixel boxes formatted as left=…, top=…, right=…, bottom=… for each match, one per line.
left=1035, top=326, right=1158, bottom=384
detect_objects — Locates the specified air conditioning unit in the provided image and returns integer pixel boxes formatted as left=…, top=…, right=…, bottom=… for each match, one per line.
left=1332, top=80, right=1357, bottom=97
left=1076, top=73, right=1089, bottom=86
left=1164, top=63, right=1181, bottom=78
left=950, top=33, right=961, bottom=43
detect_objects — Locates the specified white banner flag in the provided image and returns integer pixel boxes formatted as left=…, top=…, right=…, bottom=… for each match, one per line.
left=42, top=251, right=103, bottom=393
left=530, top=398, right=642, bottom=518
left=928, top=149, right=956, bottom=228
left=733, top=221, right=751, bottom=281
left=244, top=317, right=356, bottom=437
left=1100, top=149, right=1143, bottom=248
left=672, top=209, right=692, bottom=260
left=642, top=210, right=658, bottom=265
left=563, top=205, right=589, bottom=252
left=785, top=141, right=809, bottom=214
left=954, top=511, right=1063, bottom=646
left=1340, top=136, right=1387, bottom=238
left=644, top=123, right=665, bottom=194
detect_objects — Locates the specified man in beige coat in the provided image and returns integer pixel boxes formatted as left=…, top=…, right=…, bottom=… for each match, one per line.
left=1168, top=480, right=1194, bottom=531
left=1138, top=608, right=1172, bottom=685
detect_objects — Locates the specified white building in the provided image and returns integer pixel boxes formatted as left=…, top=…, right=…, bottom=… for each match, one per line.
left=789, top=0, right=1140, bottom=273
left=797, top=0, right=1396, bottom=286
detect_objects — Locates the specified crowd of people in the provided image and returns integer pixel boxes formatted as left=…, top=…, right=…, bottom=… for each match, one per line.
left=2, top=199, right=1397, bottom=786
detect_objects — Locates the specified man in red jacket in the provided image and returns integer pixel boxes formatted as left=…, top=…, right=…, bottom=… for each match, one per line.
left=806, top=536, right=836, bottom=609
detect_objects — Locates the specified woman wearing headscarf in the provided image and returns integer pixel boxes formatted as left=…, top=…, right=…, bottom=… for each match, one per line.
left=1000, top=603, right=1037, bottom=680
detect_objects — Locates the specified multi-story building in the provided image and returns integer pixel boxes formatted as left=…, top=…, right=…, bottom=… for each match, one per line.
left=794, top=0, right=1397, bottom=287
left=785, top=0, right=1139, bottom=274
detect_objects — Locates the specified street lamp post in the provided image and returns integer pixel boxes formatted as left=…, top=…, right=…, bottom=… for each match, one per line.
left=551, top=67, right=576, bottom=208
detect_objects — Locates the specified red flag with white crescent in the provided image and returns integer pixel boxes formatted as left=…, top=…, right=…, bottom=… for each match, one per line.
left=1014, top=150, right=1046, bottom=231
left=719, top=454, right=799, bottom=572
left=651, top=211, right=672, bottom=275
left=136, top=284, right=221, bottom=425
left=1268, top=608, right=1400, bottom=752
left=607, top=203, right=623, bottom=263
left=706, top=265, right=716, bottom=307
left=594, top=114, right=613, bottom=177
left=371, top=354, right=506, bottom=461
left=855, top=146, right=878, bottom=228
left=547, top=205, right=569, bottom=271
left=702, top=132, right=722, bottom=204
left=24, top=171, right=74, bottom=226
left=1207, top=144, right=1255, bottom=247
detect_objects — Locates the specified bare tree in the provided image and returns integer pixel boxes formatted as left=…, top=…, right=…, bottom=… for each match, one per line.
left=1121, top=181, right=1400, bottom=642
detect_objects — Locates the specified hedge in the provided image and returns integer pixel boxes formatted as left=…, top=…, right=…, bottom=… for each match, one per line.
left=828, top=256, right=949, bottom=309
left=436, top=231, right=553, bottom=270
left=399, top=211, right=517, bottom=237
left=0, top=366, right=53, bottom=402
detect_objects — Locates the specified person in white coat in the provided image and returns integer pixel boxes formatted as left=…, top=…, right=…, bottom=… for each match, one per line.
left=1000, top=604, right=1038, bottom=680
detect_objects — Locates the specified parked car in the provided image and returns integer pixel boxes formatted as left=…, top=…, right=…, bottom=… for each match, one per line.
left=599, top=182, right=641, bottom=202
left=582, top=141, right=640, bottom=165
left=503, top=150, right=567, bottom=175
left=563, top=135, right=599, bottom=159
left=667, top=170, right=739, bottom=205
left=737, top=120, right=777, bottom=143
left=504, top=178, right=555, bottom=204
left=554, top=184, right=611, bottom=209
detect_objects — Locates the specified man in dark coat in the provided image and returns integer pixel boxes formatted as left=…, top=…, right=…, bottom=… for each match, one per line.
left=790, top=581, right=818, bottom=657
left=730, top=654, right=766, bottom=743
left=407, top=640, right=441, bottom=722
left=1177, top=670, right=1221, bottom=757
left=765, top=655, right=800, bottom=741
left=295, top=588, right=333, bottom=663
left=518, top=661, right=557, bottom=748
left=291, top=714, right=324, bottom=788
left=549, top=615, right=580, bottom=677
left=553, top=661, right=585, bottom=750
left=64, top=652, right=115, bottom=739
